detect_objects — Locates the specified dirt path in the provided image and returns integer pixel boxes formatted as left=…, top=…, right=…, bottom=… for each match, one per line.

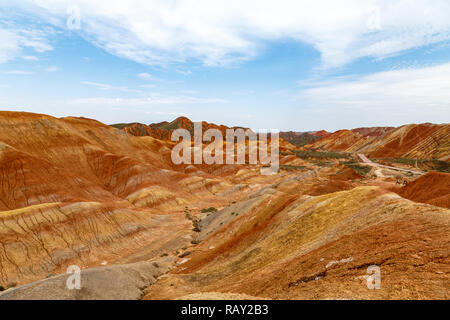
left=357, top=154, right=423, bottom=175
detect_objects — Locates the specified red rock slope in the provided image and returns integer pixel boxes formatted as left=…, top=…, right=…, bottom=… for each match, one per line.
left=308, top=123, right=449, bottom=160
left=396, top=172, right=450, bottom=209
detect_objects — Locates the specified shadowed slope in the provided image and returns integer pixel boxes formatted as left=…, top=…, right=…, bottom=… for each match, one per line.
left=395, top=172, right=450, bottom=209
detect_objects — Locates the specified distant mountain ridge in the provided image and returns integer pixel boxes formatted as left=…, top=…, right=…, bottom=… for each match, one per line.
left=112, top=116, right=249, bottom=140
left=113, top=117, right=334, bottom=147
left=112, top=118, right=449, bottom=160
left=308, top=123, right=450, bottom=160
left=279, top=132, right=323, bottom=147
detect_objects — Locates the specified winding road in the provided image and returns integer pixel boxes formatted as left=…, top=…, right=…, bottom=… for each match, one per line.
left=357, top=154, right=424, bottom=176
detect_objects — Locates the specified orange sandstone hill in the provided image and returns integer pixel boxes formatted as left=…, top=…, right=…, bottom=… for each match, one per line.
left=395, top=172, right=450, bottom=209
left=114, top=118, right=329, bottom=148
left=279, top=132, right=323, bottom=147
left=113, top=119, right=450, bottom=162
left=0, top=111, right=448, bottom=300
left=112, top=116, right=249, bottom=140
left=311, top=130, right=332, bottom=138
left=0, top=111, right=292, bottom=288
left=307, top=123, right=450, bottom=160
left=0, top=111, right=240, bottom=286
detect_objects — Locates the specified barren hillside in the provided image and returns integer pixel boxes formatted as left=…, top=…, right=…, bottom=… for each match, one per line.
left=308, top=123, right=449, bottom=160
left=0, top=112, right=448, bottom=300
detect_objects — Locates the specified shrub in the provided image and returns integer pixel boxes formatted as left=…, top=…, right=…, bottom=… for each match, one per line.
left=179, top=251, right=191, bottom=258
left=201, top=207, right=218, bottom=213
left=192, top=219, right=201, bottom=232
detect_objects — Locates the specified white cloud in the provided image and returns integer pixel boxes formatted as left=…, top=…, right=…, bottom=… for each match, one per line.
left=5, top=70, right=34, bottom=75
left=181, top=90, right=197, bottom=95
left=69, top=95, right=228, bottom=106
left=6, top=0, right=450, bottom=68
left=145, top=111, right=191, bottom=117
left=176, top=69, right=192, bottom=76
left=20, top=35, right=53, bottom=53
left=46, top=65, right=59, bottom=72
left=0, top=29, right=21, bottom=63
left=22, top=55, right=39, bottom=61
left=296, top=63, right=450, bottom=124
left=0, top=24, right=53, bottom=63
left=81, top=81, right=141, bottom=93
left=137, top=73, right=154, bottom=80
left=139, top=84, right=156, bottom=88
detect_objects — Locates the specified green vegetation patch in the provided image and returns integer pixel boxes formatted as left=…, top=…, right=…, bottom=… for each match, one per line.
left=378, top=157, right=422, bottom=165
left=280, top=165, right=309, bottom=171
left=373, top=158, right=450, bottom=173
left=312, top=160, right=334, bottom=167
left=292, top=150, right=350, bottom=159
left=157, top=120, right=185, bottom=131
left=110, top=123, right=134, bottom=129
left=287, top=133, right=322, bottom=147
left=341, top=161, right=372, bottom=176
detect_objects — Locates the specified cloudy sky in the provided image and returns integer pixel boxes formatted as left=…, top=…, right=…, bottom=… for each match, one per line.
left=0, top=0, right=449, bottom=131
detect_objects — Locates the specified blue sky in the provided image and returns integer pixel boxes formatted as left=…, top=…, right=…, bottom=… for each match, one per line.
left=1, top=0, right=450, bottom=131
